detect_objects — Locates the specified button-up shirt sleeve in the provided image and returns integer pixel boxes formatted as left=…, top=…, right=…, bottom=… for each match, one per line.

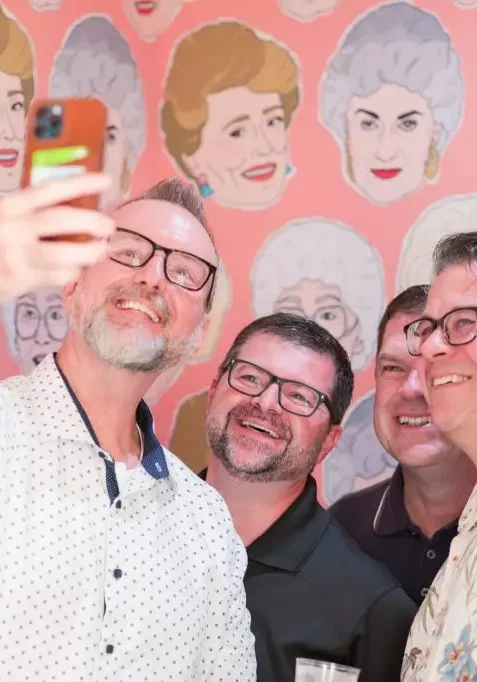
left=352, top=586, right=416, bottom=682
left=200, top=495, right=256, bottom=681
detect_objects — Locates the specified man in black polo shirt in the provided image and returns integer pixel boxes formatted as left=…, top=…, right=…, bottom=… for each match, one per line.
left=202, top=312, right=416, bottom=682
left=330, top=285, right=477, bottom=605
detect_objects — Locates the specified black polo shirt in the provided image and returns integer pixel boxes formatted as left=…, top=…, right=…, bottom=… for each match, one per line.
left=330, top=466, right=458, bottom=606
left=200, top=471, right=416, bottom=682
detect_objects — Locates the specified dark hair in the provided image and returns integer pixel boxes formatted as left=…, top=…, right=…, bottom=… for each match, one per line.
left=377, top=285, right=430, bottom=353
left=218, top=312, right=354, bottom=424
left=433, top=231, right=477, bottom=277
left=118, top=176, right=217, bottom=312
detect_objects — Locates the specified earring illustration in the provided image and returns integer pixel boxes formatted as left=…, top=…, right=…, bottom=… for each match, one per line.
left=424, top=139, right=440, bottom=181
left=285, top=164, right=294, bottom=176
left=198, top=174, right=213, bottom=198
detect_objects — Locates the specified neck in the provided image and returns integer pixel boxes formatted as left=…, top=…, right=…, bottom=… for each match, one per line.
left=206, top=458, right=306, bottom=547
left=402, top=457, right=477, bottom=538
left=56, top=332, right=157, bottom=464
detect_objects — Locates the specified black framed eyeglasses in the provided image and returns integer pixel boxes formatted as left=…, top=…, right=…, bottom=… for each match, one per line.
left=108, top=227, right=217, bottom=305
left=404, top=307, right=477, bottom=356
left=224, top=358, right=337, bottom=422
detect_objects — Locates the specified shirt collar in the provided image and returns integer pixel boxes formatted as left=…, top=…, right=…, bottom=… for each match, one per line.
left=198, top=470, right=330, bottom=573
left=372, top=466, right=411, bottom=536
left=30, top=354, right=170, bottom=482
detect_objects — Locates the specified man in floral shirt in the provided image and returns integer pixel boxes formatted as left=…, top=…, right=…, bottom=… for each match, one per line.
left=402, top=231, right=477, bottom=681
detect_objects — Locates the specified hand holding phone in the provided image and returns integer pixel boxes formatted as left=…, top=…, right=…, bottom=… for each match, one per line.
left=22, top=97, right=108, bottom=242
left=0, top=173, right=114, bottom=303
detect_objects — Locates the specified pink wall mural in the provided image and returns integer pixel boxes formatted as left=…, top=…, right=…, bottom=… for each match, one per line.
left=2, top=0, right=477, bottom=503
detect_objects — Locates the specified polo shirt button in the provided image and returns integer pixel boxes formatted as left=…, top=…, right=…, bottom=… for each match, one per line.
left=106, top=644, right=114, bottom=654
left=113, top=568, right=122, bottom=579
left=115, top=500, right=122, bottom=509
left=426, top=549, right=437, bottom=560
left=421, top=587, right=429, bottom=598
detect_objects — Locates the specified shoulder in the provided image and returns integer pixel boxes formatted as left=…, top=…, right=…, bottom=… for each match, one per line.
left=329, top=478, right=390, bottom=525
left=319, top=512, right=402, bottom=597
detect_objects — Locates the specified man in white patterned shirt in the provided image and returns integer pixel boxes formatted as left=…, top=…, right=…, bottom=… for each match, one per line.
left=0, top=174, right=255, bottom=681
left=402, top=231, right=477, bottom=681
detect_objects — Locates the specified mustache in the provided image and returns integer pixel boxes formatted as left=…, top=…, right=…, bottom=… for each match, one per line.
left=104, top=284, right=169, bottom=321
left=228, top=403, right=290, bottom=440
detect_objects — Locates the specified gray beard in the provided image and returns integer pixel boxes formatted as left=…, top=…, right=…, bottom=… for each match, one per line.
left=73, top=304, right=194, bottom=373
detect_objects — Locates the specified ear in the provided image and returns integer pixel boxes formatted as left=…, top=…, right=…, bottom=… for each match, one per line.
left=62, top=279, right=78, bottom=301
left=316, top=425, right=342, bottom=465
left=120, top=158, right=131, bottom=195
left=432, top=122, right=442, bottom=143
left=206, top=374, right=220, bottom=411
left=182, top=151, right=202, bottom=178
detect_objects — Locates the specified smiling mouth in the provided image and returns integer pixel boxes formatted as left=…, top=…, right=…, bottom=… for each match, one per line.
left=371, top=168, right=402, bottom=180
left=239, top=420, right=280, bottom=439
left=398, top=415, right=431, bottom=426
left=242, top=163, right=277, bottom=182
left=115, top=299, right=160, bottom=323
left=134, top=0, right=156, bottom=14
left=0, top=149, right=18, bottom=168
left=432, top=374, right=470, bottom=387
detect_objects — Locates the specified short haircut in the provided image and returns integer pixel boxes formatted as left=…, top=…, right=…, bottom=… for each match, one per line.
left=118, top=177, right=217, bottom=312
left=376, top=285, right=430, bottom=353
left=433, top=231, right=477, bottom=277
left=218, top=312, right=354, bottom=425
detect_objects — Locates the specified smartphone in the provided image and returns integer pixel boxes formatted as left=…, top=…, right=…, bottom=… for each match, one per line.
left=22, top=97, right=107, bottom=242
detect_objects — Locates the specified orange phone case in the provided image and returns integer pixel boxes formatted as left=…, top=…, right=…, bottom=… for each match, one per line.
left=22, top=97, right=107, bottom=242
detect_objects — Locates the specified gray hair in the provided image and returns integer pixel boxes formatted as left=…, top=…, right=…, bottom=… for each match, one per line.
left=49, top=14, right=145, bottom=167
left=251, top=218, right=385, bottom=370
left=320, top=2, right=463, bottom=153
left=396, top=194, right=477, bottom=292
left=322, top=391, right=396, bottom=505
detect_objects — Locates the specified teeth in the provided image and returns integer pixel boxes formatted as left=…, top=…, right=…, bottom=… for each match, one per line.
left=240, top=421, right=279, bottom=438
left=117, top=300, right=159, bottom=323
left=398, top=416, right=431, bottom=426
left=0, top=153, right=16, bottom=160
left=244, top=165, right=275, bottom=178
left=432, top=374, right=470, bottom=387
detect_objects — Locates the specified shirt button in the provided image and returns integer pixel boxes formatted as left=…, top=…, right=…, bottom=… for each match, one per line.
left=106, top=644, right=114, bottom=654
left=113, top=568, right=122, bottom=579
left=421, top=587, right=429, bottom=598
left=426, top=549, right=437, bottom=560
left=115, top=500, right=122, bottom=509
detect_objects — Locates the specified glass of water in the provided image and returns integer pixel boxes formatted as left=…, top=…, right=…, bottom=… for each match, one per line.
left=295, top=658, right=360, bottom=682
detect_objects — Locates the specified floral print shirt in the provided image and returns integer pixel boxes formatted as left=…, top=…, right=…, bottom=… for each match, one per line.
left=402, top=483, right=477, bottom=682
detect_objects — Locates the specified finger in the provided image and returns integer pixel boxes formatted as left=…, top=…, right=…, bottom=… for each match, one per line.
left=0, top=172, right=112, bottom=217
left=33, top=206, right=115, bottom=239
left=36, top=240, right=109, bottom=269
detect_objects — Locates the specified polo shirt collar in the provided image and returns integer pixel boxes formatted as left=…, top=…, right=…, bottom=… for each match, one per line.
left=199, top=470, right=330, bottom=573
left=372, top=466, right=410, bottom=536
left=30, top=354, right=170, bottom=481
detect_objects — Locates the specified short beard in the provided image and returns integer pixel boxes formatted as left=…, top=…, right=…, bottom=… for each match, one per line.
left=71, top=284, right=198, bottom=373
left=206, top=406, right=323, bottom=483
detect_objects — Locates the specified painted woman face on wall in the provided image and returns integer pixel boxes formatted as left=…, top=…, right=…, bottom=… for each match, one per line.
left=184, top=87, right=291, bottom=210
left=272, top=278, right=364, bottom=360
left=346, top=83, right=439, bottom=205
left=0, top=71, right=26, bottom=194
left=122, top=0, right=194, bottom=41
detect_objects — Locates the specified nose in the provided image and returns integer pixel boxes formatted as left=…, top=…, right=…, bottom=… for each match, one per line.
left=253, top=125, right=273, bottom=156
left=375, top=129, right=398, bottom=162
left=0, top=103, right=15, bottom=140
left=131, top=252, right=167, bottom=290
left=251, top=382, right=283, bottom=414
left=400, top=368, right=424, bottom=400
left=35, top=316, right=51, bottom=346
left=420, top=326, right=454, bottom=362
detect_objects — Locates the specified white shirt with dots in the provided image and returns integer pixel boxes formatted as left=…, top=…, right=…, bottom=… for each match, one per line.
left=0, top=355, right=256, bottom=682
